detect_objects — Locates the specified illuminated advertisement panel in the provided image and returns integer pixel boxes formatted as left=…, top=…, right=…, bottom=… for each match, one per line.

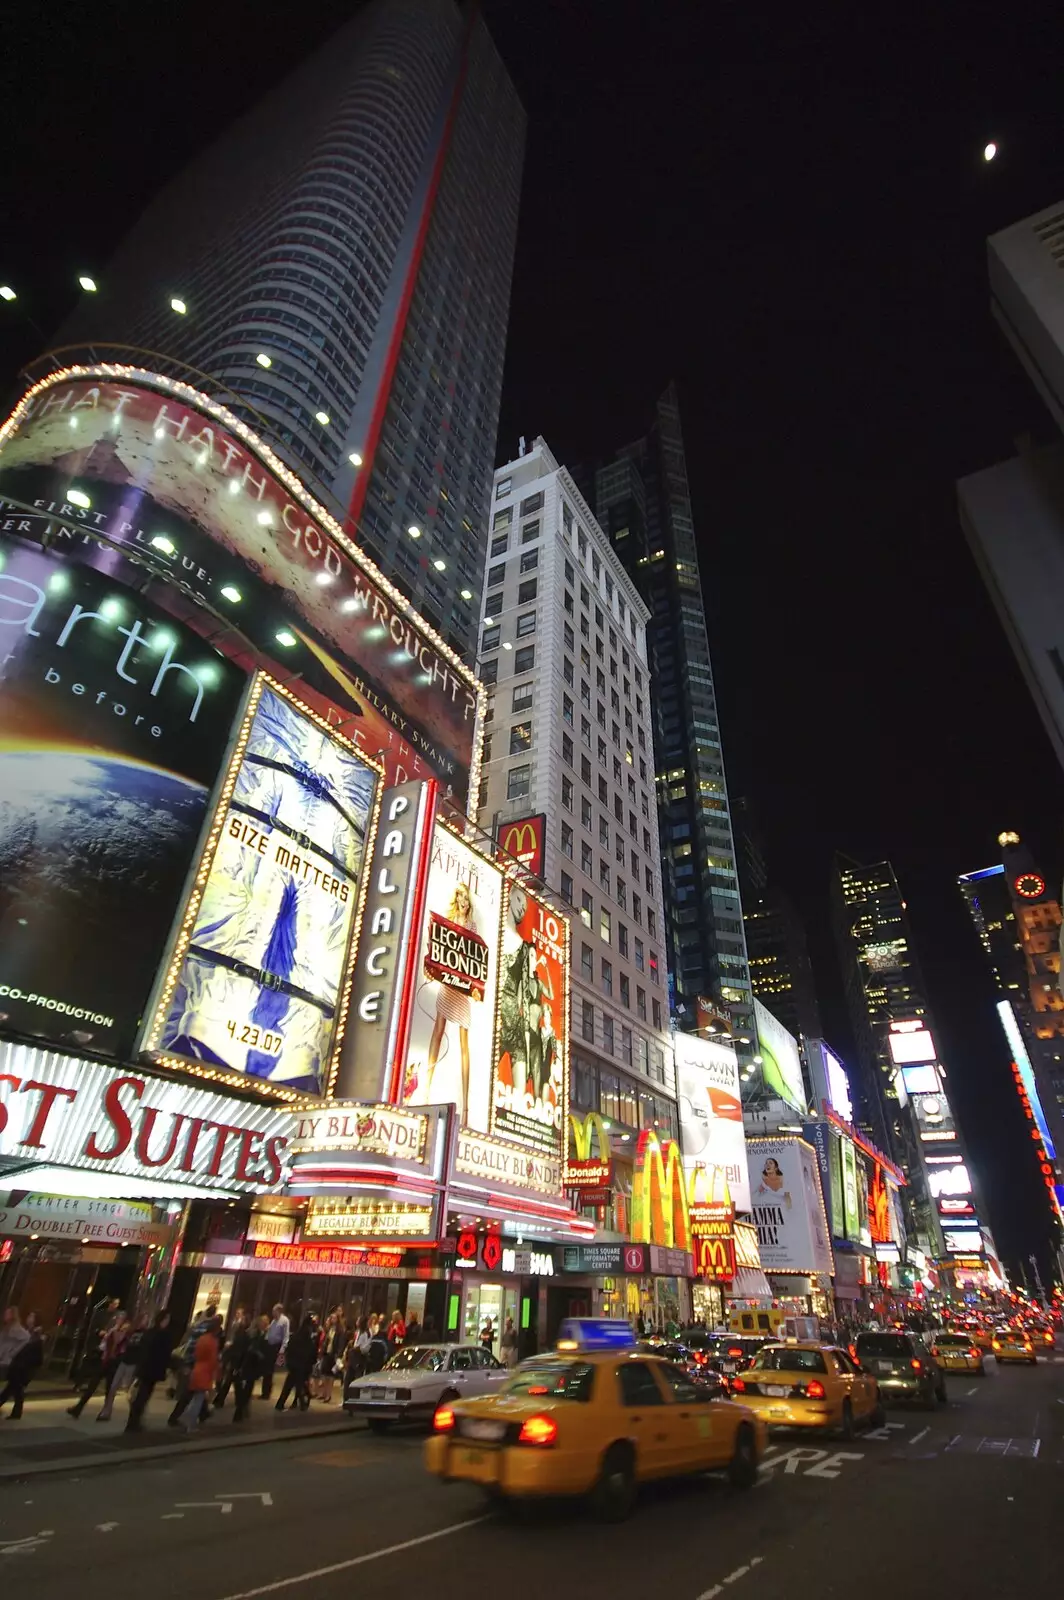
left=675, top=1032, right=751, bottom=1212
left=495, top=814, right=546, bottom=879
left=997, top=1000, right=1058, bottom=1159
left=943, top=1228, right=983, bottom=1256
left=400, top=823, right=503, bottom=1134
left=888, top=1022, right=937, bottom=1064
left=0, top=372, right=481, bottom=807
left=927, top=1162, right=972, bottom=1199
left=748, top=1137, right=833, bottom=1275
left=900, top=1063, right=941, bottom=1096
left=753, top=998, right=807, bottom=1112
left=841, top=1136, right=861, bottom=1242
left=0, top=534, right=245, bottom=1057
left=492, top=879, right=567, bottom=1159
left=144, top=676, right=380, bottom=1097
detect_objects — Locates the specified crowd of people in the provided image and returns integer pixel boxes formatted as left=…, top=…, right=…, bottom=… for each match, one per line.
left=0, top=1296, right=443, bottom=1432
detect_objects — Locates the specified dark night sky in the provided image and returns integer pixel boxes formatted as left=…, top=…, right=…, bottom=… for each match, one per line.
left=3, top=1, right=1064, bottom=1281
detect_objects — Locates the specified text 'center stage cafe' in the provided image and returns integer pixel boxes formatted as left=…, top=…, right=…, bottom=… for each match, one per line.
left=0, top=359, right=587, bottom=1359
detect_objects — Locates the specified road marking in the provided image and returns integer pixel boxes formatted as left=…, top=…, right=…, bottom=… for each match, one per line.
left=96, top=1523, right=119, bottom=1533
left=0, top=1531, right=54, bottom=1557
left=909, top=1428, right=929, bottom=1446
left=966, top=1387, right=978, bottom=1396
left=212, top=1519, right=489, bottom=1600
left=698, top=1556, right=762, bottom=1598
left=865, top=1422, right=905, bottom=1441
left=806, top=1451, right=864, bottom=1479
left=297, top=1449, right=371, bottom=1468
left=219, top=1494, right=274, bottom=1507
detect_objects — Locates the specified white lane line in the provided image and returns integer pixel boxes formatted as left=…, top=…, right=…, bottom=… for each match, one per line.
left=1032, top=1439, right=1041, bottom=1458
left=966, top=1386, right=978, bottom=1396
left=213, top=1518, right=489, bottom=1600
left=909, top=1428, right=930, bottom=1446
left=698, top=1555, right=762, bottom=1598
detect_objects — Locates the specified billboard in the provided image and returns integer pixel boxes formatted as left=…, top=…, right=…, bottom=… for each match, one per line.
left=145, top=676, right=380, bottom=1097
left=0, top=533, right=245, bottom=1057
left=888, top=1022, right=937, bottom=1064
left=400, top=823, right=503, bottom=1134
left=675, top=1032, right=751, bottom=1212
left=748, top=1137, right=834, bottom=1275
left=840, top=1136, right=861, bottom=1242
left=805, top=1040, right=853, bottom=1122
left=496, top=814, right=546, bottom=879
left=492, top=879, right=567, bottom=1158
left=753, top=998, right=807, bottom=1111
left=927, top=1162, right=972, bottom=1199
left=0, top=372, right=481, bottom=807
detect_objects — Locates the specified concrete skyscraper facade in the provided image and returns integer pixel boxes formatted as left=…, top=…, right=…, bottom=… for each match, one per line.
left=56, top=0, right=525, bottom=658
left=581, top=384, right=752, bottom=1046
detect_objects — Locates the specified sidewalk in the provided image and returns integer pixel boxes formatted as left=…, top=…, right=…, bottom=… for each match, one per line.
left=0, top=1385, right=360, bottom=1480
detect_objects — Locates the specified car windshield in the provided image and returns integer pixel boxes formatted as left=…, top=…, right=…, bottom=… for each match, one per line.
left=383, top=1347, right=446, bottom=1372
left=856, top=1335, right=910, bottom=1357
left=937, top=1335, right=973, bottom=1347
left=504, top=1360, right=595, bottom=1402
left=752, top=1346, right=826, bottom=1373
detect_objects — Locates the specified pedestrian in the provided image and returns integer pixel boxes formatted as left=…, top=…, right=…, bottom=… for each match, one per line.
left=167, top=1301, right=220, bottom=1426
left=386, top=1309, right=406, bottom=1351
left=479, top=1318, right=494, bottom=1353
left=500, top=1316, right=518, bottom=1368
left=69, top=1312, right=131, bottom=1419
left=234, top=1316, right=270, bottom=1422
left=0, top=1307, right=30, bottom=1391
left=98, top=1314, right=147, bottom=1421
left=213, top=1308, right=250, bottom=1410
left=125, top=1310, right=175, bottom=1433
left=345, top=1317, right=372, bottom=1381
left=317, top=1309, right=346, bottom=1403
left=365, top=1318, right=389, bottom=1373
left=180, top=1319, right=221, bottom=1433
left=404, top=1311, right=422, bottom=1346
left=275, top=1315, right=316, bottom=1411
left=0, top=1312, right=43, bottom=1419
left=76, top=1296, right=119, bottom=1385
left=261, top=1303, right=290, bottom=1400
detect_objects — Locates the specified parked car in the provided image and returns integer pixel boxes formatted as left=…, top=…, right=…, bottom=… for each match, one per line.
left=344, top=1344, right=509, bottom=1432
left=854, top=1330, right=945, bottom=1408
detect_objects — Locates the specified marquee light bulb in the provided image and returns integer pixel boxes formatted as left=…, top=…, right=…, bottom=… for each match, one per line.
left=220, top=584, right=242, bottom=603
left=984, top=141, right=997, bottom=161
left=408, top=525, right=421, bottom=539
left=256, top=510, right=272, bottom=527
left=256, top=352, right=272, bottom=368
left=67, top=488, right=91, bottom=508
left=170, top=297, right=188, bottom=314
left=315, top=410, right=330, bottom=426
left=150, top=534, right=176, bottom=555
left=275, top=629, right=297, bottom=648
left=0, top=285, right=16, bottom=301
left=434, top=558, right=446, bottom=571
left=78, top=275, right=97, bottom=292
left=460, top=588, right=473, bottom=600
left=348, top=451, right=363, bottom=467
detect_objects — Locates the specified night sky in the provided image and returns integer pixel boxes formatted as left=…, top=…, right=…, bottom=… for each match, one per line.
left=3, top=1, right=1064, bottom=1282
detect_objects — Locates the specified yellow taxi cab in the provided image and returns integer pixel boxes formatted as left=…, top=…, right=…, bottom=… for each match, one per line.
left=1029, top=1323, right=1056, bottom=1352
left=992, top=1326, right=1038, bottom=1365
left=729, top=1341, right=883, bottom=1437
left=966, top=1325, right=994, bottom=1354
left=931, top=1333, right=985, bottom=1376
left=423, top=1319, right=768, bottom=1520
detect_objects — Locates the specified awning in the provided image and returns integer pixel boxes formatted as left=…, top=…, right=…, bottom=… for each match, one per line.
left=728, top=1266, right=773, bottom=1304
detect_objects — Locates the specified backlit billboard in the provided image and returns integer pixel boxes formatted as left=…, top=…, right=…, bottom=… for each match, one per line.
left=748, top=1136, right=834, bottom=1275
left=0, top=534, right=245, bottom=1057
left=753, top=998, right=807, bottom=1112
left=492, top=878, right=567, bottom=1158
left=144, top=677, right=380, bottom=1097
left=0, top=371, right=481, bottom=808
left=401, top=823, right=503, bottom=1135
left=675, top=1032, right=751, bottom=1212
left=888, top=1022, right=937, bottom=1064
left=496, top=814, right=546, bottom=879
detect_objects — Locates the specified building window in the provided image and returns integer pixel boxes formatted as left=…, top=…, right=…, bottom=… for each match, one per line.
left=581, top=841, right=593, bottom=875
left=637, top=986, right=647, bottom=1020
left=564, top=622, right=574, bottom=650
left=481, top=659, right=498, bottom=686
left=599, top=815, right=609, bottom=847
left=520, top=492, right=544, bottom=516
left=485, top=591, right=503, bottom=618
left=507, top=765, right=530, bottom=800
left=599, top=860, right=610, bottom=894
left=563, top=656, right=574, bottom=686
left=492, top=507, right=513, bottom=530
left=602, top=959, right=613, bottom=996
left=633, top=892, right=642, bottom=924
left=519, top=548, right=539, bottom=573
left=562, top=776, right=574, bottom=811
left=487, top=562, right=506, bottom=589
left=515, top=645, right=535, bottom=673
left=516, top=611, right=536, bottom=637
left=620, top=974, right=630, bottom=1009
left=582, top=999, right=595, bottom=1043
left=562, top=692, right=573, bottom=725
left=602, top=1015, right=614, bottom=1055
left=581, top=890, right=593, bottom=929
left=561, top=822, right=574, bottom=858
left=562, top=733, right=573, bottom=766
left=513, top=682, right=533, bottom=712
left=581, top=796, right=592, bottom=828
left=561, top=871, right=574, bottom=905
left=649, top=950, right=659, bottom=983
left=617, top=878, right=627, bottom=912
left=564, top=590, right=575, bottom=616
left=581, top=755, right=592, bottom=786
left=634, top=936, right=644, bottom=971
left=509, top=722, right=532, bottom=755
left=600, top=908, right=611, bottom=944
left=648, top=910, right=657, bottom=937
left=496, top=477, right=512, bottom=498
left=490, top=534, right=509, bottom=558
left=518, top=578, right=538, bottom=605
left=621, top=1024, right=633, bottom=1065
left=581, top=942, right=593, bottom=980
left=521, top=519, right=540, bottom=545
left=581, top=715, right=592, bottom=749
left=652, top=998, right=662, bottom=1030
left=481, top=625, right=500, bottom=653
left=618, top=922, right=629, bottom=957
left=599, top=775, right=609, bottom=804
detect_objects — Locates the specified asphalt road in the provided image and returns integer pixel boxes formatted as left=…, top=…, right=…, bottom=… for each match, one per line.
left=1, top=1354, right=1061, bottom=1599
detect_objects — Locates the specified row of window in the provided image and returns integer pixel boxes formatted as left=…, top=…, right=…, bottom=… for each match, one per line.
left=576, top=930, right=660, bottom=995
left=570, top=1052, right=676, bottom=1137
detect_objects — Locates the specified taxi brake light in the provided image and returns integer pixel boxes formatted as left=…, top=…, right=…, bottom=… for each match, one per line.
left=970, top=1348, right=980, bottom=1360
left=517, top=1414, right=558, bottom=1447
left=992, top=1339, right=1002, bottom=1349
left=931, top=1346, right=940, bottom=1358
left=910, top=1359, right=922, bottom=1371
left=1044, top=1333, right=1053, bottom=1343
left=434, top=1406, right=455, bottom=1432
left=730, top=1377, right=746, bottom=1393
left=806, top=1379, right=826, bottom=1400
left=526, top=1385, right=549, bottom=1396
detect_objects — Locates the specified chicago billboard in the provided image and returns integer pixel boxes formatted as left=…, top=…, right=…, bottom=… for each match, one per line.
left=675, top=1031, right=751, bottom=1212
left=748, top=1136, right=834, bottom=1275
left=144, top=676, right=381, bottom=1097
left=492, top=879, right=567, bottom=1159
left=0, top=371, right=482, bottom=807
left=0, top=533, right=245, bottom=1058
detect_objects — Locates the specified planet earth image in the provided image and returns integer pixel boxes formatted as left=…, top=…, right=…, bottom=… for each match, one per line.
left=0, top=748, right=210, bottom=1054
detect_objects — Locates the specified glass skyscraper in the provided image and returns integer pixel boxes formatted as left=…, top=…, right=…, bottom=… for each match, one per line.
left=56, top=0, right=525, bottom=657
left=581, top=384, right=753, bottom=1046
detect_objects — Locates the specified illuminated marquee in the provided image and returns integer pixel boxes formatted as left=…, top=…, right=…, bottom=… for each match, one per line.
left=303, top=1197, right=434, bottom=1240
left=631, top=1129, right=691, bottom=1251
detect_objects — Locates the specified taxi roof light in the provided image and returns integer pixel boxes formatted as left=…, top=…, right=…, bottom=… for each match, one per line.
left=555, top=1318, right=635, bottom=1353
left=517, top=1414, right=558, bottom=1448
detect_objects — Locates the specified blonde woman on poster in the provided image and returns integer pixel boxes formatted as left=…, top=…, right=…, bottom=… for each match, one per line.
left=422, top=881, right=481, bottom=1128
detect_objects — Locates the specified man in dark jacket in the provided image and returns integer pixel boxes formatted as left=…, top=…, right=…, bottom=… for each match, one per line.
left=274, top=1316, right=317, bottom=1412
left=125, top=1310, right=175, bottom=1433
left=0, top=1313, right=44, bottom=1419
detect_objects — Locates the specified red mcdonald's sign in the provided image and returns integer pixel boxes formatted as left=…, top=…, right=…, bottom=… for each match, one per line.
left=497, top=814, right=546, bottom=879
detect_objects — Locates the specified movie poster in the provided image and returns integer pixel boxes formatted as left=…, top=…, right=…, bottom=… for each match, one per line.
left=749, top=1137, right=834, bottom=1275
left=0, top=535, right=245, bottom=1056
left=401, top=826, right=502, bottom=1133
left=492, top=879, right=567, bottom=1158
left=149, top=681, right=379, bottom=1095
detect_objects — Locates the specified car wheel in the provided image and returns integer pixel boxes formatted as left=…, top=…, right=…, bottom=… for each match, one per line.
left=869, top=1403, right=886, bottom=1429
left=367, top=1418, right=393, bottom=1435
left=839, top=1400, right=855, bottom=1440
left=727, top=1424, right=758, bottom=1490
left=590, top=1443, right=637, bottom=1522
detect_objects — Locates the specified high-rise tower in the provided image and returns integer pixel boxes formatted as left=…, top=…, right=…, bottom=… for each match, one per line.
left=55, top=0, right=525, bottom=658
left=581, top=384, right=752, bottom=1045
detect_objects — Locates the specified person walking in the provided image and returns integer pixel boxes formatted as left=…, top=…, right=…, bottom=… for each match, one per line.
left=345, top=1317, right=372, bottom=1382
left=213, top=1308, right=250, bottom=1411
left=500, top=1316, right=518, bottom=1368
left=261, top=1303, right=290, bottom=1400
left=404, top=1311, right=422, bottom=1346
left=317, top=1310, right=346, bottom=1404
left=180, top=1320, right=221, bottom=1433
left=386, top=1309, right=406, bottom=1352
left=365, top=1318, right=389, bottom=1374
left=76, top=1296, right=119, bottom=1386
left=479, top=1318, right=495, bottom=1354
left=167, top=1302, right=219, bottom=1426
left=125, top=1311, right=175, bottom=1433
left=275, top=1315, right=316, bottom=1411
left=0, top=1307, right=30, bottom=1392
left=233, top=1316, right=270, bottom=1422
left=0, top=1312, right=43, bottom=1418
left=69, top=1312, right=131, bottom=1419
left=98, top=1314, right=146, bottom=1421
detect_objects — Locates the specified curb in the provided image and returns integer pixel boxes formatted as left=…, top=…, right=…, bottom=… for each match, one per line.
left=0, top=1416, right=364, bottom=1481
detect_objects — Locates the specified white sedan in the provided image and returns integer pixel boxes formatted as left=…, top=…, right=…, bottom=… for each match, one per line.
left=344, top=1345, right=510, bottom=1431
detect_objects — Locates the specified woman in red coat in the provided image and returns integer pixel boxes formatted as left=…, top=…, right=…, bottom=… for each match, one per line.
left=181, top=1320, right=221, bottom=1433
